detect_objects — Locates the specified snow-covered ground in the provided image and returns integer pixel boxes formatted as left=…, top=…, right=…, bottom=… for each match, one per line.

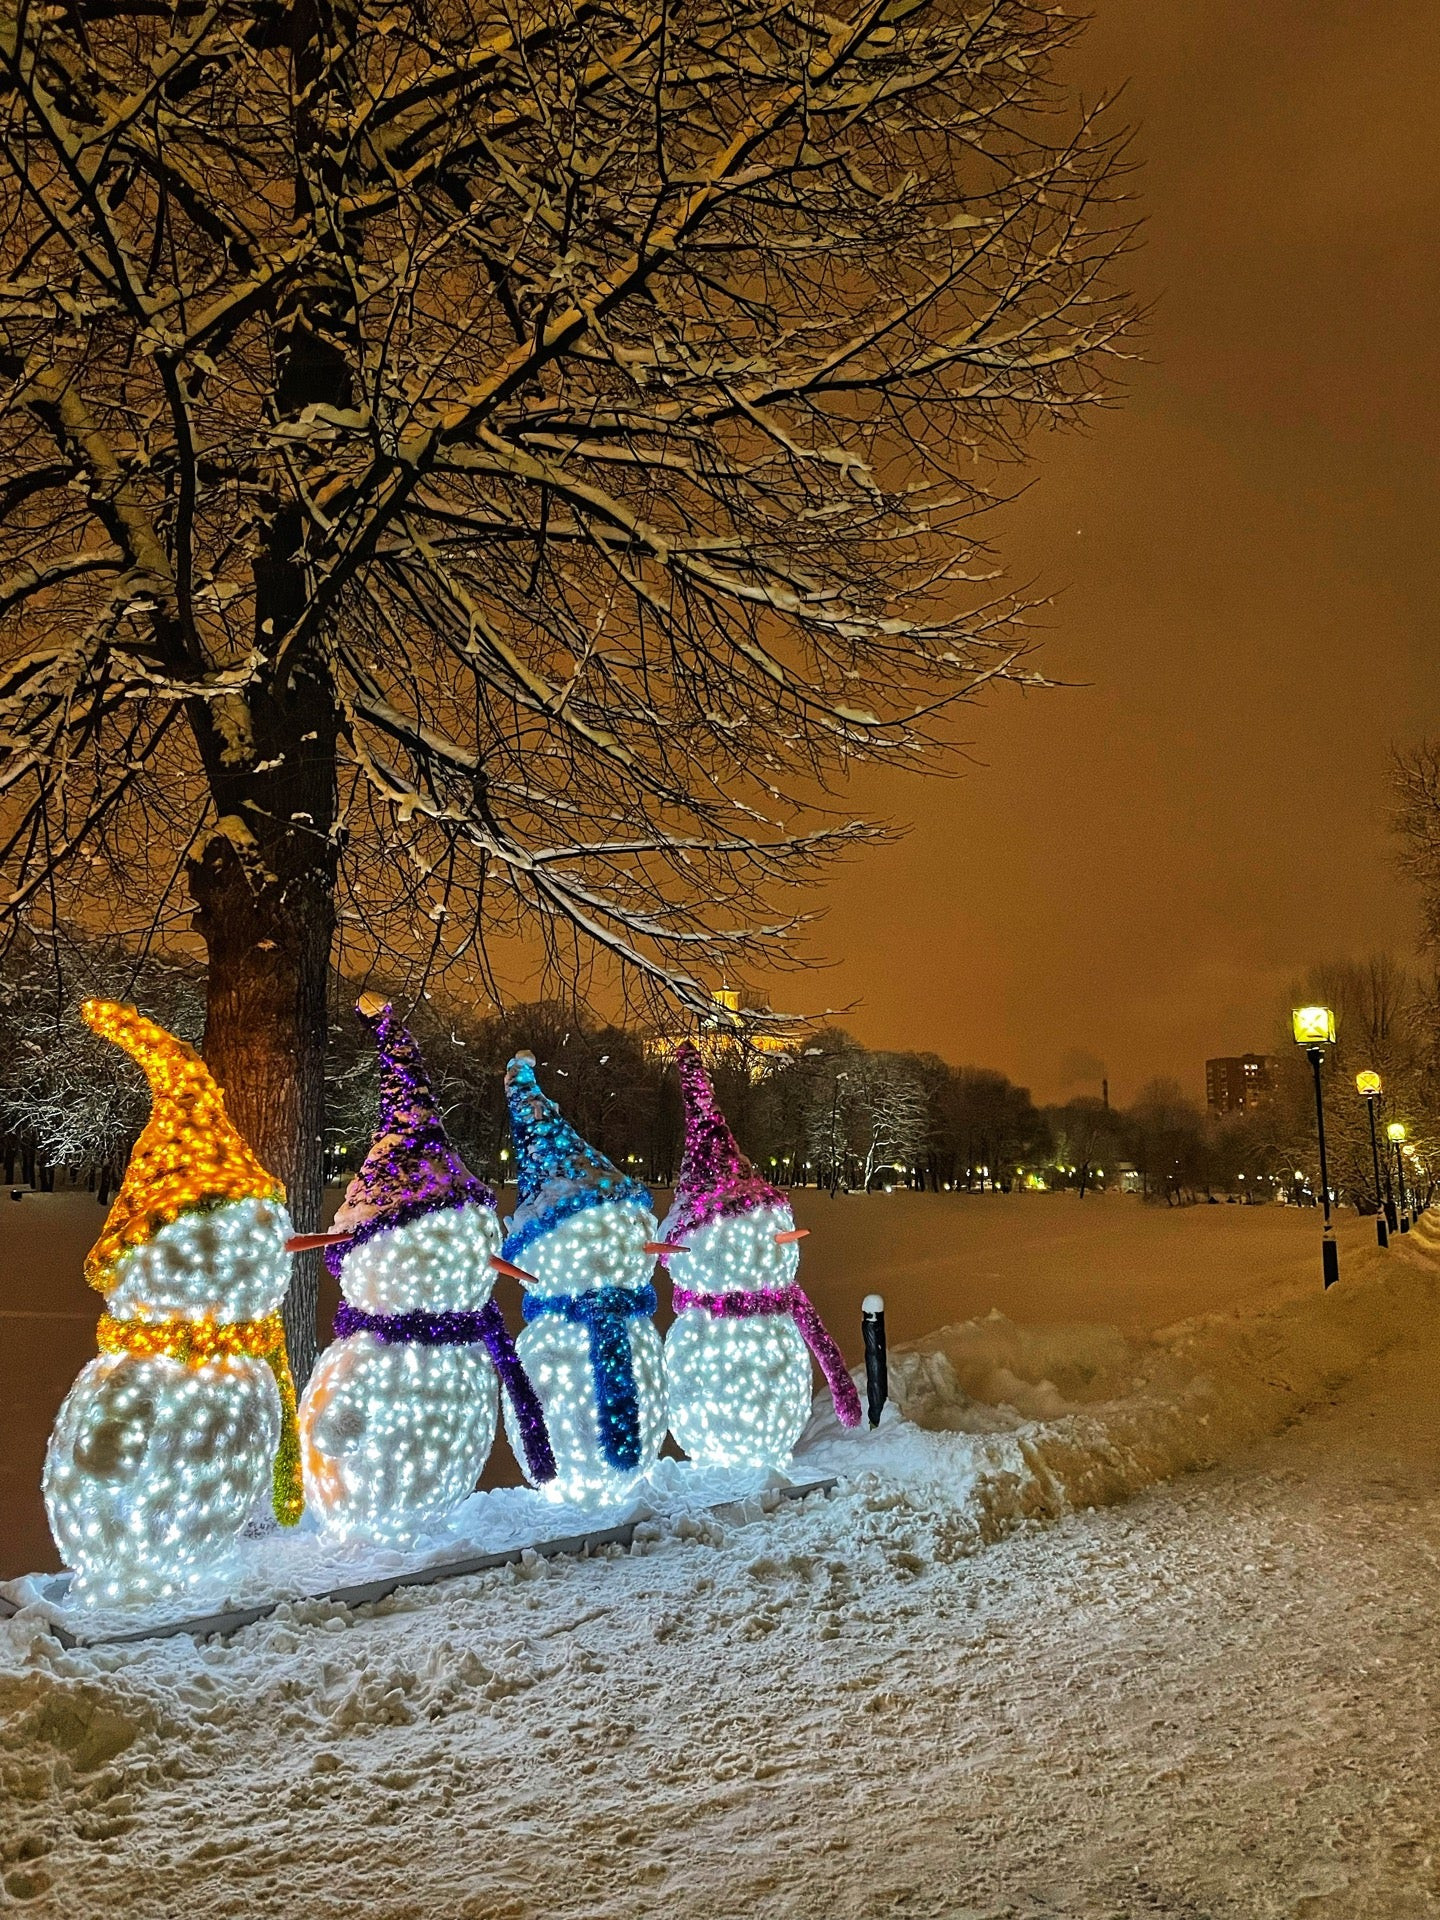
left=2, top=1206, right=1437, bottom=1915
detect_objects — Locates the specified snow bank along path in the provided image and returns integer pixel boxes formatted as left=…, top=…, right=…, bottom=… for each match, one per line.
left=1, top=1215, right=1436, bottom=1916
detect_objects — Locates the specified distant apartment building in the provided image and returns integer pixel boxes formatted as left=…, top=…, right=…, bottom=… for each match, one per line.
left=1205, top=1053, right=1279, bottom=1117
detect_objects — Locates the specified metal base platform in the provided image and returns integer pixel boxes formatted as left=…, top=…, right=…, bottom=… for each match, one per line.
left=0, top=1476, right=837, bottom=1649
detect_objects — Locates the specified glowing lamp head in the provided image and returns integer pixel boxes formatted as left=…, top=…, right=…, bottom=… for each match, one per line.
left=1291, top=1005, right=1335, bottom=1047
left=1356, top=1070, right=1383, bottom=1098
left=1387, top=1121, right=1408, bottom=1144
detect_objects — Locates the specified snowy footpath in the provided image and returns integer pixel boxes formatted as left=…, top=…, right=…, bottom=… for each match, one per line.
left=3, top=1220, right=1438, bottom=1918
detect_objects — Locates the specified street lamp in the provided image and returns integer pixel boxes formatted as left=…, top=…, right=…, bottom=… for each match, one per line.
left=1387, top=1121, right=1410, bottom=1231
left=1292, top=1005, right=1339, bottom=1288
left=1355, top=1071, right=1389, bottom=1248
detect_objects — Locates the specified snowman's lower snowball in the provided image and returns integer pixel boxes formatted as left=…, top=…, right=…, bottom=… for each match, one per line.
left=508, top=1316, right=666, bottom=1510
left=665, top=1311, right=812, bottom=1468
left=300, top=1338, right=498, bottom=1543
left=45, top=1350, right=279, bottom=1604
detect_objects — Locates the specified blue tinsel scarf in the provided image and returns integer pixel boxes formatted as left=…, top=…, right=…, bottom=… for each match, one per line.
left=521, top=1283, right=658, bottom=1472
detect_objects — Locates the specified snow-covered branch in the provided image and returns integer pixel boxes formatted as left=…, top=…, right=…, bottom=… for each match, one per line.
left=0, top=0, right=1135, bottom=1013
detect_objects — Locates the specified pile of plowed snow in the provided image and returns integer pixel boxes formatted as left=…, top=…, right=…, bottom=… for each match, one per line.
left=800, top=1215, right=1439, bottom=1542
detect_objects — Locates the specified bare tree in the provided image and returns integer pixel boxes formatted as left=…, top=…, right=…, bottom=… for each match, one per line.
left=795, top=1035, right=851, bottom=1193
left=939, top=1064, right=1043, bottom=1188
left=848, top=1051, right=930, bottom=1190
left=799, top=1035, right=926, bottom=1189
left=1126, top=1078, right=1205, bottom=1205
left=1395, top=744, right=1440, bottom=956
left=0, top=1, right=1133, bottom=1373
left=1392, top=749, right=1440, bottom=1200
left=0, top=926, right=204, bottom=1193
left=1047, top=1093, right=1121, bottom=1197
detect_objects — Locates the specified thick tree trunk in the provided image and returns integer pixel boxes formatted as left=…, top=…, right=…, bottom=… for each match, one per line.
left=184, top=3, right=356, bottom=1385
left=187, top=647, right=340, bottom=1387
left=190, top=828, right=334, bottom=1385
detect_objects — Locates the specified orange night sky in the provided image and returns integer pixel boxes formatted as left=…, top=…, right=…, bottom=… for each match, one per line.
left=795, top=0, right=1438, bottom=1105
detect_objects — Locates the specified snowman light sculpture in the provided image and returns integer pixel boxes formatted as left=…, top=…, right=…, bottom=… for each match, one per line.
left=502, top=1052, right=667, bottom=1510
left=44, top=1002, right=306, bottom=1605
left=659, top=1042, right=861, bottom=1468
left=298, top=999, right=553, bottom=1543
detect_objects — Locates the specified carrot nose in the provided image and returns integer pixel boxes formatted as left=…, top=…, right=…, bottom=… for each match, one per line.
left=644, top=1241, right=687, bottom=1256
left=774, top=1227, right=810, bottom=1244
left=489, top=1253, right=539, bottom=1284
left=284, top=1230, right=352, bottom=1254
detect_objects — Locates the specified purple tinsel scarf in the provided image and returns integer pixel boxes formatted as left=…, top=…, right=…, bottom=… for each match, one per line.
left=333, top=1298, right=556, bottom=1483
left=670, top=1283, right=863, bottom=1428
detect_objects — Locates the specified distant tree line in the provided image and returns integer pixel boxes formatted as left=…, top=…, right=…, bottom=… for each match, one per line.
left=1, top=938, right=1435, bottom=1214
left=8, top=737, right=1439, bottom=1210
left=0, top=932, right=1057, bottom=1201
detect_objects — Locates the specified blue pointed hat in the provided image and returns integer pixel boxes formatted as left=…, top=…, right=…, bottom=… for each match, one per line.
left=502, top=1051, right=651, bottom=1262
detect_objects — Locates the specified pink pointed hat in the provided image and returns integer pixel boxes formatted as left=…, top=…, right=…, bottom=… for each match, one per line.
left=657, top=1042, right=789, bottom=1257
left=328, top=997, right=494, bottom=1274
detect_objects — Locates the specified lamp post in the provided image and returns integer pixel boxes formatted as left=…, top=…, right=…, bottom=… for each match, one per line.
left=1387, top=1122, right=1410, bottom=1231
left=1356, top=1071, right=1388, bottom=1249
left=1292, top=1006, right=1340, bottom=1289
left=1377, top=1115, right=1399, bottom=1232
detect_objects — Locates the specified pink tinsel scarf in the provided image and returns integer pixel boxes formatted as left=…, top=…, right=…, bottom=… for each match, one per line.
left=670, top=1283, right=862, bottom=1428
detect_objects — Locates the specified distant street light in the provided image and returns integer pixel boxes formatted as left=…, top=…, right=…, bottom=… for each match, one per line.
left=1356, top=1071, right=1389, bottom=1248
left=1292, top=1006, right=1339, bottom=1288
left=1387, top=1121, right=1411, bottom=1231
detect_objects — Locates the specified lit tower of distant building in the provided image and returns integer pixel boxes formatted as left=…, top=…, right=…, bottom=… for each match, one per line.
left=645, top=986, right=801, bottom=1078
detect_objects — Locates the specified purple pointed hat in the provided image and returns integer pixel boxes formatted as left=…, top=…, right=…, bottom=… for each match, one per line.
left=502, top=1051, right=651, bottom=1263
left=328, top=998, right=495, bottom=1274
left=657, top=1042, right=788, bottom=1257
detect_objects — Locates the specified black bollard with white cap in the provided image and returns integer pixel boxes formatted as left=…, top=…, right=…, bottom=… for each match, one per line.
left=861, top=1294, right=888, bottom=1429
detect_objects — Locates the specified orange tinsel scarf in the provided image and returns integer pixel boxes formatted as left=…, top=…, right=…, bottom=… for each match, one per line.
left=96, top=1310, right=304, bottom=1527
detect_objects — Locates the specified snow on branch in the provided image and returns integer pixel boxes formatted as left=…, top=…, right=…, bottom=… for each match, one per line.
left=0, top=0, right=1135, bottom=1009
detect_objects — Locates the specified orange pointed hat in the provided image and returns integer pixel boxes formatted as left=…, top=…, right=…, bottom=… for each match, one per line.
left=82, top=1001, right=285, bottom=1295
